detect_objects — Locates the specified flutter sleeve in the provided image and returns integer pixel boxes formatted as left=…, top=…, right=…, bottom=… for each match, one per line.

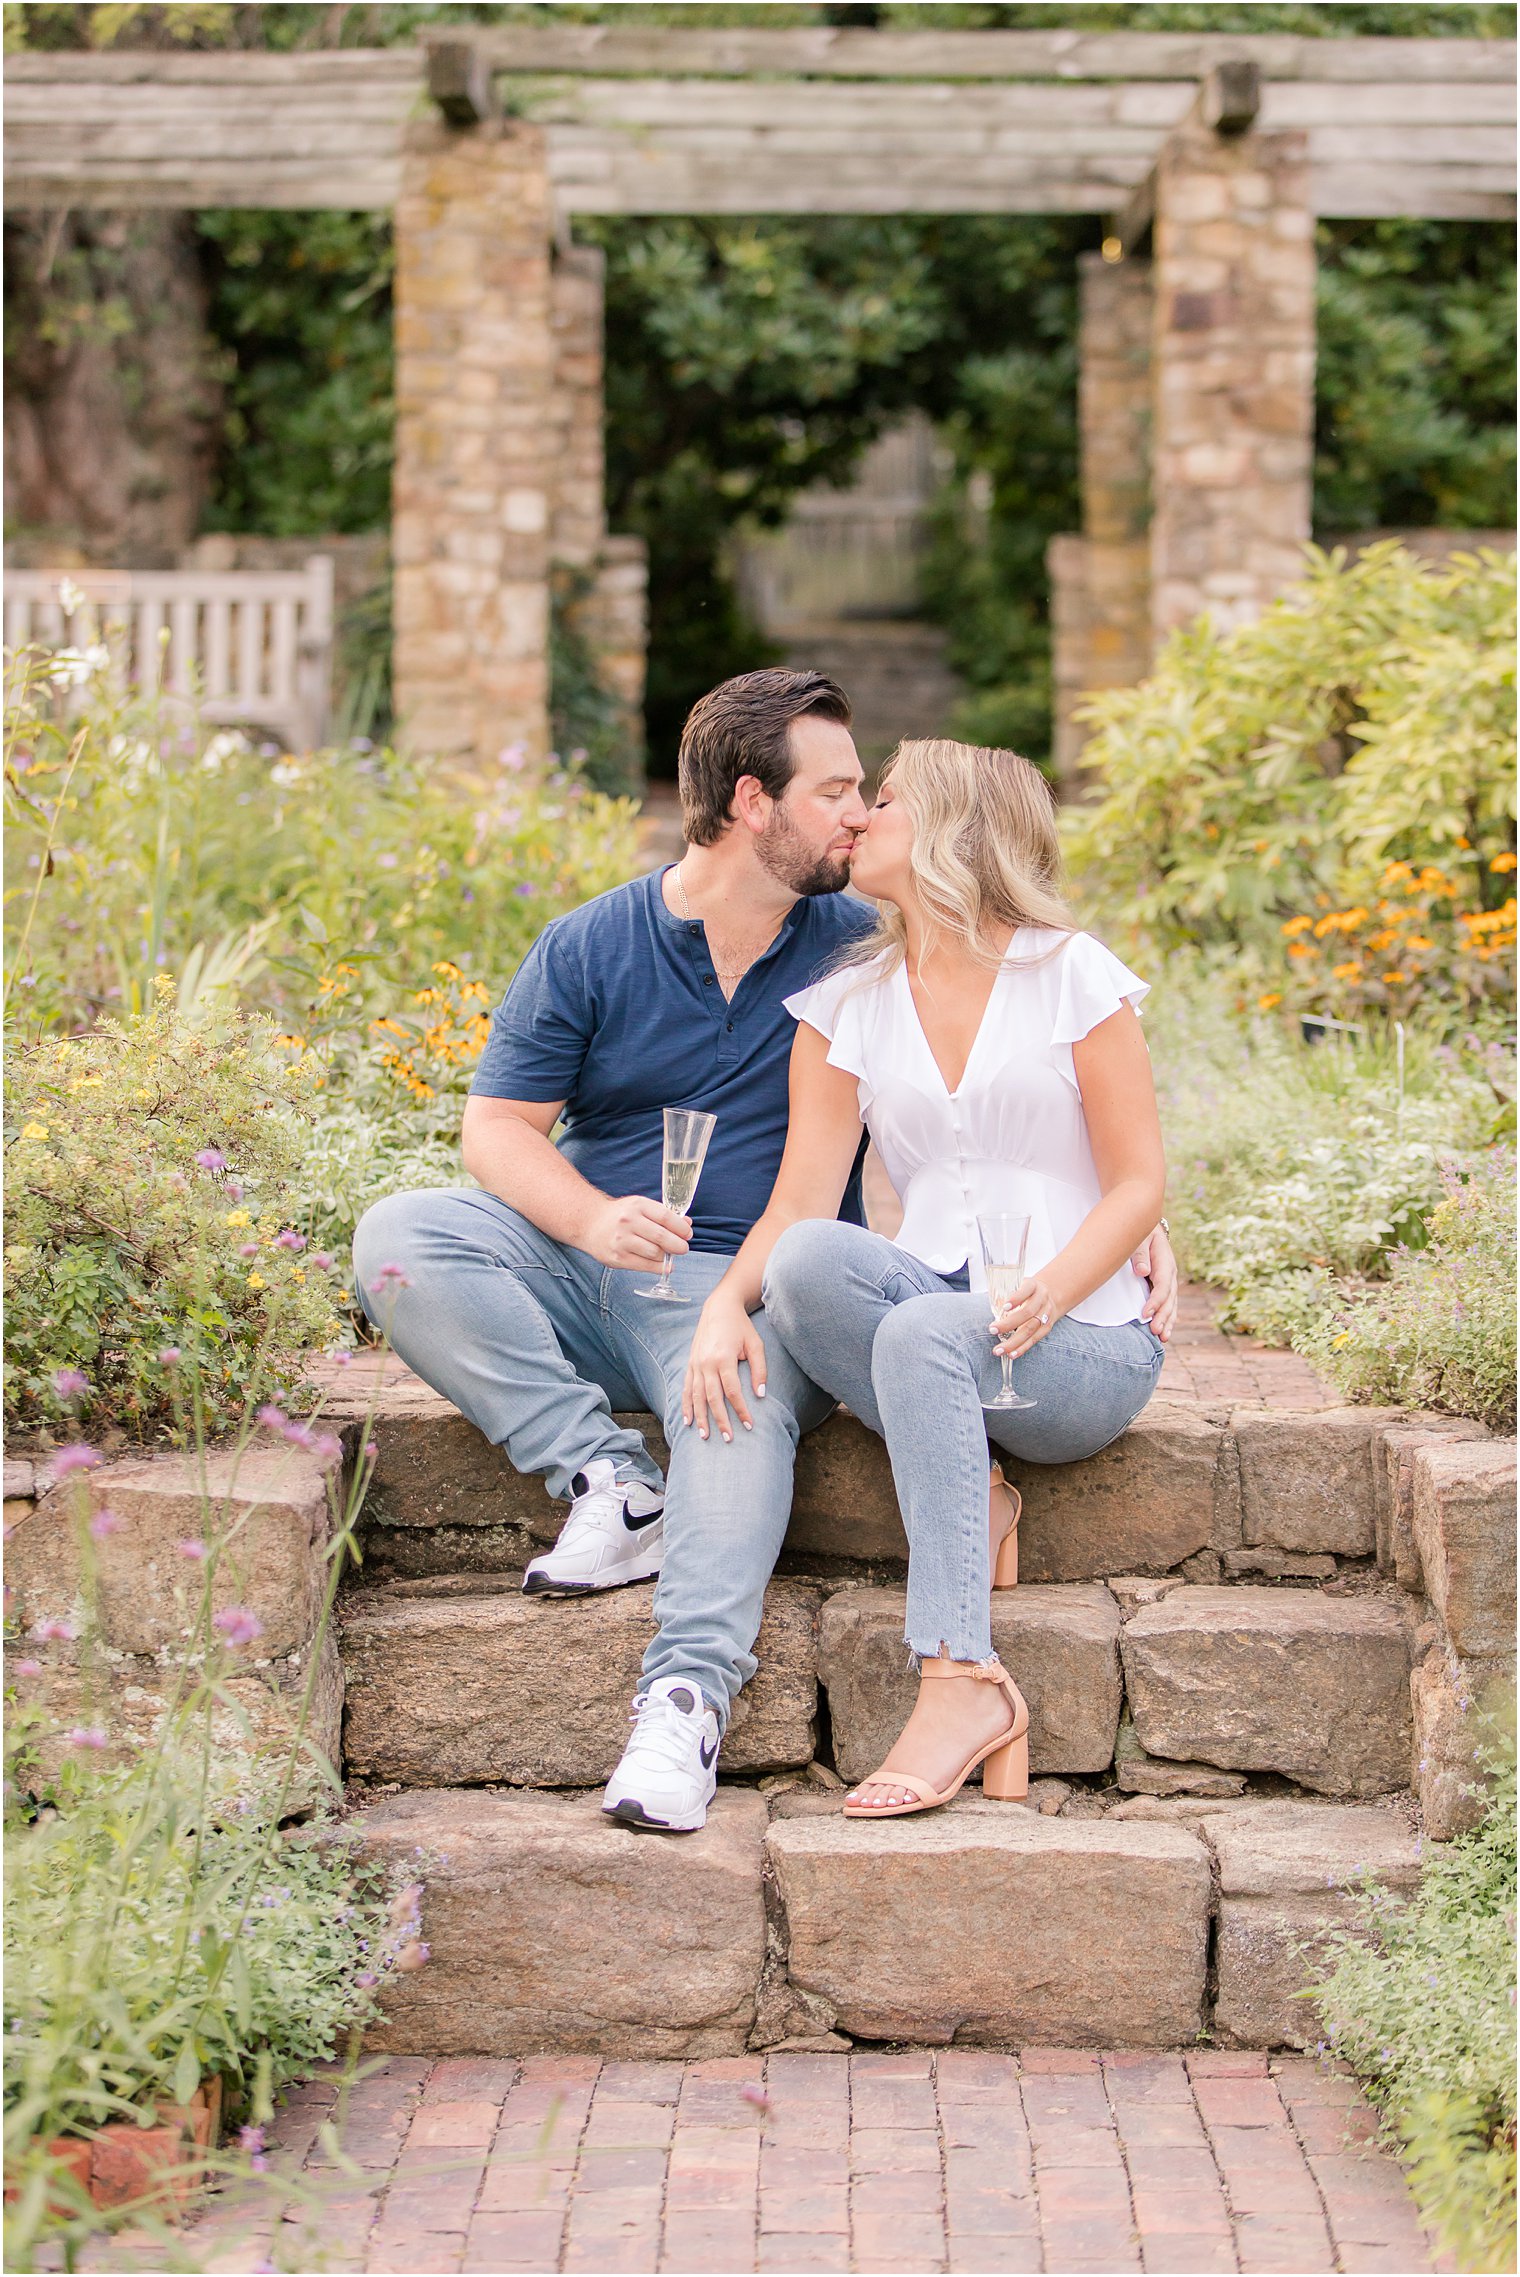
left=783, top=963, right=877, bottom=1093
left=1049, top=932, right=1150, bottom=1088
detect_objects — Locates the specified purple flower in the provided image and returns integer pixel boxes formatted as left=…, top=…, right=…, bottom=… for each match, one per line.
left=89, top=1508, right=122, bottom=1541
left=515, top=882, right=536, bottom=898
left=356, top=1971, right=378, bottom=1988
left=67, top=1726, right=109, bottom=1750
left=255, top=1405, right=288, bottom=1431
left=49, top=1444, right=102, bottom=1480
left=238, top=1241, right=260, bottom=1258
left=333, top=1350, right=352, bottom=1369
left=177, top=1538, right=207, bottom=1561
left=274, top=1230, right=306, bottom=1252
left=195, top=1148, right=227, bottom=1172
left=33, top=1619, right=77, bottom=1642
left=158, top=1346, right=181, bottom=1367
left=311, top=1252, right=335, bottom=1272
left=212, top=1606, right=263, bottom=1647
left=225, top=1181, right=244, bottom=1203
left=237, top=2125, right=267, bottom=2168
left=369, top=1263, right=411, bottom=1294
left=13, top=1659, right=42, bottom=1678
left=52, top=1368, right=89, bottom=1403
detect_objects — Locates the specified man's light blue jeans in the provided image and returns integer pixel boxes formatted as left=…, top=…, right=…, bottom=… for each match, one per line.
left=761, top=1219, right=1165, bottom=1666
left=352, top=1188, right=832, bottom=1721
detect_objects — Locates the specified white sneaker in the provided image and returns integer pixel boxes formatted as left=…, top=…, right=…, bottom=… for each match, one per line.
left=602, top=1677, right=720, bottom=1833
left=522, top=1459, right=665, bottom=1597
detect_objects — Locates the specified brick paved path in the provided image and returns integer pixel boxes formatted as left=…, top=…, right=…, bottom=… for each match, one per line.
left=188, top=2048, right=1439, bottom=2276
left=1157, top=1285, right=1333, bottom=1413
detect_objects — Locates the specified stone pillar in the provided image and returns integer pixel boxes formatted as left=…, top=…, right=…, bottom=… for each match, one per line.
left=393, top=118, right=553, bottom=764
left=549, top=244, right=606, bottom=573
left=1150, top=115, right=1316, bottom=642
left=546, top=239, right=649, bottom=781
left=1081, top=251, right=1153, bottom=556
left=1050, top=252, right=1154, bottom=785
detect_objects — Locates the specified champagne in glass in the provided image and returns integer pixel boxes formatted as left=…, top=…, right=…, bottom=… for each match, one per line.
left=637, top=1107, right=716, bottom=1303
left=977, top=1211, right=1038, bottom=1411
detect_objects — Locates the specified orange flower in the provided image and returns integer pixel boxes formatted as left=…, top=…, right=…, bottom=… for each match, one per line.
left=1491, top=852, right=1517, bottom=874
left=1280, top=916, right=1313, bottom=938
left=1380, top=971, right=1409, bottom=985
left=1257, top=992, right=1283, bottom=1011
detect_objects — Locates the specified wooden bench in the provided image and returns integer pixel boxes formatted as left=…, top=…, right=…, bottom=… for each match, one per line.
left=4, top=555, right=335, bottom=751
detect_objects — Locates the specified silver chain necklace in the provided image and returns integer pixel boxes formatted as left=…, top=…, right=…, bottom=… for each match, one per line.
left=674, top=861, right=765, bottom=984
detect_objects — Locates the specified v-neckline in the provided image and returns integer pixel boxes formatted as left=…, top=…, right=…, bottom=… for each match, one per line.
left=898, top=943, right=1013, bottom=1099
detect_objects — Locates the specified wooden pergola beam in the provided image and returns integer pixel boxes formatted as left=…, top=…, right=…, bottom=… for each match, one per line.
left=468, top=26, right=1516, bottom=84
left=4, top=43, right=1513, bottom=219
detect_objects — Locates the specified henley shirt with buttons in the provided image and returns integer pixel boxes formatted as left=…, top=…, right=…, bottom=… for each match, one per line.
left=469, top=866, right=876, bottom=1257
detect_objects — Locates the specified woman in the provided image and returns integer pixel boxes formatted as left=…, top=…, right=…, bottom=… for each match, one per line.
left=682, top=737, right=1167, bottom=1817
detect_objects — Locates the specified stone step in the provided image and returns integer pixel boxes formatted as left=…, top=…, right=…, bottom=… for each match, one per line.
left=312, top=1353, right=1431, bottom=1585
left=349, top=1786, right=1419, bottom=2057
left=340, top=1575, right=821, bottom=1785
left=339, top=1575, right=1415, bottom=1798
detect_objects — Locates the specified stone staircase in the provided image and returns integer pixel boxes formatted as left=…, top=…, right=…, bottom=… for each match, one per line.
left=304, top=1351, right=1514, bottom=2062
left=10, top=1346, right=1512, bottom=2061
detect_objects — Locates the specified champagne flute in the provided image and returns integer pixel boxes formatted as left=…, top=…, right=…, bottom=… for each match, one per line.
left=977, top=1211, right=1038, bottom=1411
left=637, top=1107, right=716, bottom=1303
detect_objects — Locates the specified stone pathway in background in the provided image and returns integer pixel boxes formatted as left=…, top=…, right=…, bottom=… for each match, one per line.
left=180, top=2048, right=1440, bottom=2276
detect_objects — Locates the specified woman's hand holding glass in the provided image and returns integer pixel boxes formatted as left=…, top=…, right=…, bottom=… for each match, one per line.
left=990, top=1272, right=1063, bottom=1362
left=683, top=1291, right=768, bottom=1445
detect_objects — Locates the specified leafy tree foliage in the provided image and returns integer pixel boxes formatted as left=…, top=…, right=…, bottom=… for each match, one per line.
left=195, top=211, right=394, bottom=537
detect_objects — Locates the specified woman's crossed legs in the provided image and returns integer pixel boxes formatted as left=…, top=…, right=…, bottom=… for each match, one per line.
left=763, top=1218, right=1163, bottom=1808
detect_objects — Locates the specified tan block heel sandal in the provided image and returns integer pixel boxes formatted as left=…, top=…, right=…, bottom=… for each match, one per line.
left=841, top=1655, right=1030, bottom=1818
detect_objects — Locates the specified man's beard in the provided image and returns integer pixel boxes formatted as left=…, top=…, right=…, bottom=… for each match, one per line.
left=756, top=804, right=852, bottom=898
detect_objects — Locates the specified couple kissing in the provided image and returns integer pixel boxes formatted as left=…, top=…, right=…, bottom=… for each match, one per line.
left=353, top=668, right=1175, bottom=1832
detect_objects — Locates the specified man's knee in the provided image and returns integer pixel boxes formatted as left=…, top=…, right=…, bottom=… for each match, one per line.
left=352, top=1187, right=457, bottom=1299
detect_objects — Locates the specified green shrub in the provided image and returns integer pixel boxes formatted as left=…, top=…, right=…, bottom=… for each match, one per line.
left=1148, top=969, right=1505, bottom=1343
left=3, top=649, right=641, bottom=1037
left=3, top=1750, right=410, bottom=2141
left=4, top=996, right=343, bottom=1441
left=1065, top=543, right=1516, bottom=957
left=1302, top=1147, right=1517, bottom=1430
left=3, top=1402, right=428, bottom=2271
left=1313, top=1718, right=1517, bottom=2274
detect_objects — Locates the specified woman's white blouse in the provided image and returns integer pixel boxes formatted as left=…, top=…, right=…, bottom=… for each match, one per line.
left=784, top=929, right=1151, bottom=1326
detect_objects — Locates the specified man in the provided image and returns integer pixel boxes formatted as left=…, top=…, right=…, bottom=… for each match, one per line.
left=354, top=670, right=1176, bottom=1832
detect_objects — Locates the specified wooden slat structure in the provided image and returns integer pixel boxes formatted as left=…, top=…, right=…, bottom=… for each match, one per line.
left=6, top=560, right=335, bottom=751
left=4, top=37, right=1514, bottom=218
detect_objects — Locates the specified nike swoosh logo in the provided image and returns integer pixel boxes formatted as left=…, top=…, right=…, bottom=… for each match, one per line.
left=622, top=1503, right=660, bottom=1534
left=699, top=1737, right=718, bottom=1769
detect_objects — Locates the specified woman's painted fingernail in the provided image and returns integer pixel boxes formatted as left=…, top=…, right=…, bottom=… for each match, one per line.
left=722, top=1431, right=732, bottom=1444
left=743, top=1420, right=752, bottom=1431
left=756, top=1385, right=766, bottom=1398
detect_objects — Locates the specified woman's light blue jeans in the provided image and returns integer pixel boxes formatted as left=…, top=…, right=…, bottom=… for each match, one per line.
left=762, top=1219, right=1165, bottom=1664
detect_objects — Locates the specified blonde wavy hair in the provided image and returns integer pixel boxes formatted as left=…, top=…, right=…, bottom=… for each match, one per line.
left=842, top=737, right=1073, bottom=978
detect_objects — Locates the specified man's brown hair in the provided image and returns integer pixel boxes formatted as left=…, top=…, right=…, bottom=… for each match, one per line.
left=677, top=669, right=852, bottom=848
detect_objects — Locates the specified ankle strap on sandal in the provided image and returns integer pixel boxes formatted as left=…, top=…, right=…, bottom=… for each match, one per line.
left=920, top=1653, right=1008, bottom=1682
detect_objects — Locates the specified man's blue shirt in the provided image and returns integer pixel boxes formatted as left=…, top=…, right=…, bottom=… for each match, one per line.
left=470, top=868, right=876, bottom=1255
